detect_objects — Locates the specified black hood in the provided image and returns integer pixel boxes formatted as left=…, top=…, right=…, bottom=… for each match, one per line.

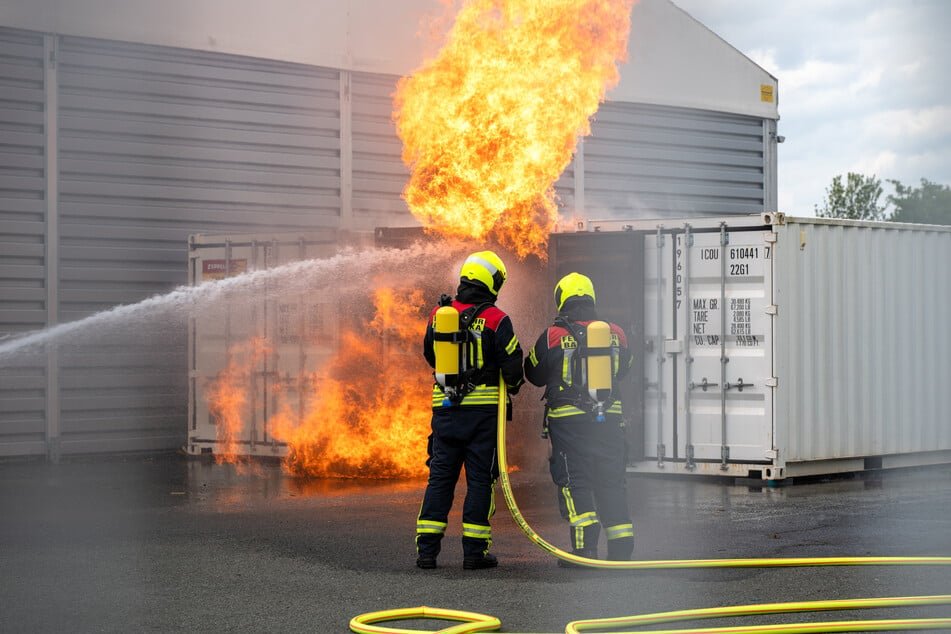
left=558, top=296, right=598, bottom=322
left=456, top=279, right=497, bottom=305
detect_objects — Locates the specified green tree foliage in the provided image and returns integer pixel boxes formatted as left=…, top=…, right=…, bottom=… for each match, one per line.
left=887, top=178, right=951, bottom=225
left=814, top=172, right=887, bottom=221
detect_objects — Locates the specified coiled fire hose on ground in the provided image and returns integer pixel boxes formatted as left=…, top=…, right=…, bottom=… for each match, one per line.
left=350, top=378, right=951, bottom=634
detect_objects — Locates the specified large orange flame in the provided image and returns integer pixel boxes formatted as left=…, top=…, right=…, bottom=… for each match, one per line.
left=394, top=0, right=634, bottom=259
left=207, top=286, right=433, bottom=478
left=268, top=286, right=432, bottom=478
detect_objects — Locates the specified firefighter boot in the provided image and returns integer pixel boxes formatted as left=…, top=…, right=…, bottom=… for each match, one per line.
left=463, top=552, right=498, bottom=570
left=607, top=535, right=634, bottom=561
left=415, top=533, right=441, bottom=569
left=416, top=554, right=437, bottom=569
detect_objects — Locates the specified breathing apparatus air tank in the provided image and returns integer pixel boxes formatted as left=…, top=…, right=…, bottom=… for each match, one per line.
left=433, top=304, right=461, bottom=406
left=586, top=320, right=612, bottom=422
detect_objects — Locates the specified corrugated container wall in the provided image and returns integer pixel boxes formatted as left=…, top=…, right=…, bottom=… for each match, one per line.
left=772, top=220, right=951, bottom=469
left=552, top=214, right=951, bottom=480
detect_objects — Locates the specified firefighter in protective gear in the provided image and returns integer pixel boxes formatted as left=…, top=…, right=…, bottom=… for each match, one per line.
left=524, top=272, right=635, bottom=563
left=415, top=250, right=524, bottom=570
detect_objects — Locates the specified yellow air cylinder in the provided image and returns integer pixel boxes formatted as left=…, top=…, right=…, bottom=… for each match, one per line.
left=433, top=305, right=460, bottom=389
left=586, top=321, right=612, bottom=410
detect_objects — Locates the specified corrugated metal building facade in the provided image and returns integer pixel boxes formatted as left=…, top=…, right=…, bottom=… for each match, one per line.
left=0, top=0, right=780, bottom=459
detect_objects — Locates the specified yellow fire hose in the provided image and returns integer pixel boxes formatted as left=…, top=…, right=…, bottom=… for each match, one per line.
left=349, top=379, right=951, bottom=633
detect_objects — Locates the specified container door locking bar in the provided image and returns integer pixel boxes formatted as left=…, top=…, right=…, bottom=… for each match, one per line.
left=724, top=378, right=753, bottom=392
left=689, top=377, right=718, bottom=391
left=718, top=223, right=730, bottom=470
left=682, top=225, right=695, bottom=471
left=654, top=226, right=666, bottom=468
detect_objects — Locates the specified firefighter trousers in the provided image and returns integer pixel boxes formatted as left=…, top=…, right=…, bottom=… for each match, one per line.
left=416, top=405, right=499, bottom=559
left=548, top=413, right=634, bottom=560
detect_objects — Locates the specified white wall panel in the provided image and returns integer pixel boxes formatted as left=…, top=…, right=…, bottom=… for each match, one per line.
left=577, top=103, right=769, bottom=219
left=350, top=72, right=415, bottom=231
left=0, top=27, right=49, bottom=457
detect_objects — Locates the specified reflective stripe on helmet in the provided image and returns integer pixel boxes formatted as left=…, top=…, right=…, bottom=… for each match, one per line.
left=460, top=250, right=507, bottom=295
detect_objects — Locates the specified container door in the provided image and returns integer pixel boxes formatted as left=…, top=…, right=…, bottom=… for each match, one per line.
left=189, top=242, right=266, bottom=455
left=263, top=239, right=339, bottom=452
left=643, top=229, right=676, bottom=465
left=644, top=225, right=774, bottom=469
left=188, top=236, right=338, bottom=457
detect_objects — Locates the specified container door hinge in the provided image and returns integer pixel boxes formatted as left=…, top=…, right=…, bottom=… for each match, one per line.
left=765, top=304, right=778, bottom=315
left=765, top=377, right=778, bottom=387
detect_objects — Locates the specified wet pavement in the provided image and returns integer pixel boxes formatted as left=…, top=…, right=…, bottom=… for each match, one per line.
left=1, top=453, right=950, bottom=633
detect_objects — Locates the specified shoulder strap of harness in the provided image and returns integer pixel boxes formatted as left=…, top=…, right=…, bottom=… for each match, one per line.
left=435, top=300, right=496, bottom=405
left=460, top=301, right=493, bottom=329
left=545, top=316, right=616, bottom=414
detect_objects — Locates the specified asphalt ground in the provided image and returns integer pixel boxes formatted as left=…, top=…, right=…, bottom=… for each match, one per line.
left=2, top=453, right=950, bottom=633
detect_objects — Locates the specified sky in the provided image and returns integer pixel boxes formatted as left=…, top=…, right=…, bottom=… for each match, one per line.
left=671, top=0, right=951, bottom=216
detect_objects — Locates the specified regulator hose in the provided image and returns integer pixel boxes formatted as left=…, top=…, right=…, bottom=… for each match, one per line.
left=349, top=378, right=951, bottom=633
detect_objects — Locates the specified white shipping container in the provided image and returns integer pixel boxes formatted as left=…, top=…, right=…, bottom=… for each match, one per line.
left=551, top=213, right=951, bottom=481
left=186, top=231, right=343, bottom=458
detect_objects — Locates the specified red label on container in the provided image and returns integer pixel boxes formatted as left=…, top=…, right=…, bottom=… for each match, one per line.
left=202, top=259, right=247, bottom=280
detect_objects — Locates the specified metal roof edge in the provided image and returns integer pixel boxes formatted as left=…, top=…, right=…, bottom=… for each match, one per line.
left=780, top=215, right=951, bottom=233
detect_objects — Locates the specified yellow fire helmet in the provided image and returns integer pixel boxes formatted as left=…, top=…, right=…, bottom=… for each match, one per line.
left=459, top=250, right=507, bottom=296
left=554, top=271, right=596, bottom=311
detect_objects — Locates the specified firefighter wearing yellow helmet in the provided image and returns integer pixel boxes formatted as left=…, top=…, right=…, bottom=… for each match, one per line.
left=415, top=250, right=524, bottom=570
left=524, top=272, right=635, bottom=564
